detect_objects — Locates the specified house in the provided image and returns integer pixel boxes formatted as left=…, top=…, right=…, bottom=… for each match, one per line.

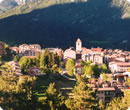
left=109, top=62, right=130, bottom=73
left=10, top=46, right=19, bottom=54
left=64, top=47, right=76, bottom=60
left=91, top=48, right=103, bottom=52
left=8, top=61, right=22, bottom=76
left=82, top=52, right=104, bottom=65
left=27, top=66, right=43, bottom=76
left=96, top=87, right=116, bottom=104
left=19, top=44, right=41, bottom=56
left=48, top=48, right=63, bottom=57
left=0, top=41, right=6, bottom=55
left=113, top=72, right=130, bottom=83
left=74, top=60, right=83, bottom=75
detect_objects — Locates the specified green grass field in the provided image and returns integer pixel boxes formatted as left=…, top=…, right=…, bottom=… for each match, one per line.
left=33, top=74, right=76, bottom=100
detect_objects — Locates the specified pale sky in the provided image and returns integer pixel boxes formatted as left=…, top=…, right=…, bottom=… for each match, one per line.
left=127, top=0, right=130, bottom=3
left=0, top=0, right=4, bottom=3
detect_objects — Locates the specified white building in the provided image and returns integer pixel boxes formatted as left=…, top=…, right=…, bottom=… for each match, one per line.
left=82, top=52, right=104, bottom=65
left=76, top=38, right=82, bottom=52
left=8, top=61, right=22, bottom=76
left=64, top=47, right=76, bottom=59
left=109, top=62, right=130, bottom=73
left=19, top=44, right=41, bottom=56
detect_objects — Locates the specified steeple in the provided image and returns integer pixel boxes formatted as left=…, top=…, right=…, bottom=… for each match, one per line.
left=76, top=38, right=82, bottom=52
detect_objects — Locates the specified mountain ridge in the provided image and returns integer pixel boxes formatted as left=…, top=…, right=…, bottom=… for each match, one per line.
left=0, top=0, right=130, bottom=49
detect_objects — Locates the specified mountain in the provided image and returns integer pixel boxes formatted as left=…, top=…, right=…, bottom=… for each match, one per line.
left=0, top=0, right=18, bottom=14
left=0, top=0, right=130, bottom=49
left=15, top=0, right=36, bottom=5
left=0, top=0, right=37, bottom=14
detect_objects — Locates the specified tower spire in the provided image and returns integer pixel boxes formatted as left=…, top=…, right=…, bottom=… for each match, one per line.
left=76, top=38, right=82, bottom=52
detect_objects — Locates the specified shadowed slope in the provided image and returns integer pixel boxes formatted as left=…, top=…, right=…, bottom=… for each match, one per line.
left=0, top=0, right=130, bottom=49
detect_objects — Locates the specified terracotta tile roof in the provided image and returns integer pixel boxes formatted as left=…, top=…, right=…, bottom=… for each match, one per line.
left=82, top=47, right=87, bottom=51
left=116, top=62, right=130, bottom=66
left=108, top=58, right=122, bottom=63
left=98, top=87, right=115, bottom=91
left=91, top=48, right=103, bottom=52
left=75, top=65, right=83, bottom=68
left=24, top=56, right=36, bottom=59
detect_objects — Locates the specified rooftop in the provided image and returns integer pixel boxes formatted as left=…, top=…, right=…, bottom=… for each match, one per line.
left=98, top=87, right=115, bottom=91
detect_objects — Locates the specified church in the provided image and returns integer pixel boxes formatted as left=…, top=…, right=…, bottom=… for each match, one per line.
left=64, top=38, right=104, bottom=65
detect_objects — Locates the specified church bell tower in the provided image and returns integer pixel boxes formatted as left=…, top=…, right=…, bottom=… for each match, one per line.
left=76, top=38, right=82, bottom=52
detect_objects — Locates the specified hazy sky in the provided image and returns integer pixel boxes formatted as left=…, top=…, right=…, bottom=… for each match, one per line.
left=0, top=0, right=3, bottom=3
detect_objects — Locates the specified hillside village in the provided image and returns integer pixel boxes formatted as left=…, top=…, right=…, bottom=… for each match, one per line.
left=0, top=39, right=130, bottom=109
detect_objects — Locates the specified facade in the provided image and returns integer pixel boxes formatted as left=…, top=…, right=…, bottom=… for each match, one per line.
left=64, top=47, right=76, bottom=59
left=74, top=65, right=83, bottom=75
left=19, top=44, right=41, bottom=56
left=74, top=60, right=83, bottom=74
left=97, top=87, right=116, bottom=104
left=48, top=48, right=63, bottom=57
left=0, top=41, right=5, bottom=55
left=82, top=52, right=104, bottom=65
left=10, top=46, right=19, bottom=53
left=8, top=61, right=22, bottom=76
left=23, top=49, right=40, bottom=56
left=76, top=38, right=82, bottom=52
left=109, top=62, right=130, bottom=73
left=27, top=66, right=41, bottom=76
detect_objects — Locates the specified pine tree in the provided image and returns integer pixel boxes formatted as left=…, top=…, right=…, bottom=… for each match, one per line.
left=65, top=76, right=98, bottom=110
left=36, top=52, right=41, bottom=67
left=0, top=64, right=37, bottom=109
left=45, top=83, right=65, bottom=110
left=40, top=49, right=51, bottom=68
left=65, top=58, right=75, bottom=76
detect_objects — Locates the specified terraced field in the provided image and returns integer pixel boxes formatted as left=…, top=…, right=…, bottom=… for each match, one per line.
left=33, top=74, right=76, bottom=99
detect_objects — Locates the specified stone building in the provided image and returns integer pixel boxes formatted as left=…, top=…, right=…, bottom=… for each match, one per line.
left=109, top=62, right=130, bottom=73
left=82, top=52, right=104, bottom=65
left=96, top=87, right=116, bottom=104
left=19, top=44, right=41, bottom=56
left=64, top=47, right=76, bottom=59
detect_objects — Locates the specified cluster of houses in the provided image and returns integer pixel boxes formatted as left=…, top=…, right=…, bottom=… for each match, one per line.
left=63, top=38, right=130, bottom=104
left=0, top=39, right=130, bottom=104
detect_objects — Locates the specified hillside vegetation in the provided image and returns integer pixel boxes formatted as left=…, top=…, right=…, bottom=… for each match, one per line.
left=0, top=0, right=130, bottom=49
left=0, top=0, right=87, bottom=19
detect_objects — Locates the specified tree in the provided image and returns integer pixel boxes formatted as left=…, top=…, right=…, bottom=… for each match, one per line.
left=125, top=78, right=130, bottom=86
left=106, top=97, right=122, bottom=110
left=92, top=65, right=101, bottom=78
left=1, top=47, right=13, bottom=61
left=65, top=59, right=75, bottom=76
left=128, top=67, right=130, bottom=72
left=36, top=52, right=41, bottom=67
left=54, top=53, right=60, bottom=67
left=45, top=83, right=65, bottom=110
left=13, top=55, right=20, bottom=62
left=19, top=57, right=34, bottom=73
left=98, top=100, right=105, bottom=110
left=65, top=76, right=98, bottom=110
left=40, top=49, right=51, bottom=68
left=102, top=73, right=112, bottom=82
left=0, top=64, right=18, bottom=92
left=106, top=90, right=130, bottom=110
left=100, top=64, right=108, bottom=73
left=83, top=65, right=94, bottom=78
left=0, top=64, right=37, bottom=110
